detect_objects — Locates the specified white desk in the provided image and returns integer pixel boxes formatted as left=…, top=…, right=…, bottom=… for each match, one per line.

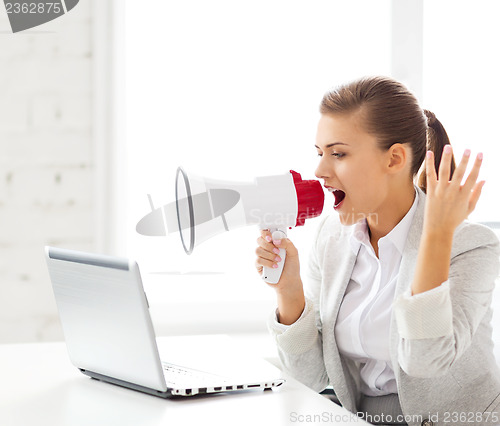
left=0, top=335, right=368, bottom=426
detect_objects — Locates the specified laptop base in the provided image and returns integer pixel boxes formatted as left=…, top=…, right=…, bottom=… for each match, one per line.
left=80, top=368, right=285, bottom=398
left=80, top=369, right=172, bottom=398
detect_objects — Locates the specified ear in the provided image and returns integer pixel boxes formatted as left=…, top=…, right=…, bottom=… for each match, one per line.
left=386, top=143, right=408, bottom=174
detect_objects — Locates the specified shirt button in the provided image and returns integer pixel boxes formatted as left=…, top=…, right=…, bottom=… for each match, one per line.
left=421, top=420, right=434, bottom=426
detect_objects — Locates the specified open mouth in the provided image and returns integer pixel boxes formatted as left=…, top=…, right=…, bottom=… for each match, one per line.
left=327, top=188, right=346, bottom=208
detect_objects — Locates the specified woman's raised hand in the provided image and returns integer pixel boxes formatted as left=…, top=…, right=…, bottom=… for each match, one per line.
left=423, top=145, right=485, bottom=236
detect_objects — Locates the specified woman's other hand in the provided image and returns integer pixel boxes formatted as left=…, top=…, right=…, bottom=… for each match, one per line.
left=412, top=145, right=485, bottom=295
left=255, top=230, right=305, bottom=324
left=423, top=145, right=485, bottom=236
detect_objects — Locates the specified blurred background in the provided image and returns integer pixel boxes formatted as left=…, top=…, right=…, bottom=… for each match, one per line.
left=1, top=1, right=499, bottom=360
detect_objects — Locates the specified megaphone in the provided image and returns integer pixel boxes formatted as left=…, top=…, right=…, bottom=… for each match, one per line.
left=136, top=168, right=324, bottom=284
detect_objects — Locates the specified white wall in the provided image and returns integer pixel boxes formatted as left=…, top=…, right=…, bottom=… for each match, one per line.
left=0, top=1, right=95, bottom=343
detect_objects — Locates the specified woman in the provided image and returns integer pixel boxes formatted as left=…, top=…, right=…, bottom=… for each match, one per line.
left=255, top=76, right=500, bottom=426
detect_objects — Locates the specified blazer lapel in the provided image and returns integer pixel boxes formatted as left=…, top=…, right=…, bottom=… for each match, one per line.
left=394, top=187, right=426, bottom=298
left=321, top=232, right=359, bottom=411
left=390, top=187, right=426, bottom=380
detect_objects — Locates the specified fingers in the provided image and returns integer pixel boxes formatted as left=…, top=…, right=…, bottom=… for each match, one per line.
left=255, top=245, right=282, bottom=266
left=432, top=147, right=483, bottom=193
left=429, top=147, right=485, bottom=217
left=468, top=181, right=486, bottom=215
left=426, top=150, right=438, bottom=192
left=257, top=230, right=281, bottom=256
left=255, top=230, right=283, bottom=272
left=425, top=147, right=485, bottom=232
left=438, top=144, right=453, bottom=183
left=450, top=149, right=471, bottom=187
left=258, top=229, right=294, bottom=252
left=462, top=152, right=483, bottom=193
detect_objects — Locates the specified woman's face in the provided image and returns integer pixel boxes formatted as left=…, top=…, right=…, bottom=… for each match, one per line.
left=315, top=113, right=395, bottom=226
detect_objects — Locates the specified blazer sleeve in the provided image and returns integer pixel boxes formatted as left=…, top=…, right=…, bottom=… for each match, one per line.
left=267, top=216, right=330, bottom=392
left=393, top=222, right=500, bottom=378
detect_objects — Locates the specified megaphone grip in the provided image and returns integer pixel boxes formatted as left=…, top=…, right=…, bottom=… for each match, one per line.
left=262, top=229, right=287, bottom=284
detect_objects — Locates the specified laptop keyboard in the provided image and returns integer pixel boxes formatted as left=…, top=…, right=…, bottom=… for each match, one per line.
left=162, top=362, right=229, bottom=386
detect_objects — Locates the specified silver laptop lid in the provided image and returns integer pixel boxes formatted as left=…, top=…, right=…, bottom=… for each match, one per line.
left=45, top=246, right=167, bottom=392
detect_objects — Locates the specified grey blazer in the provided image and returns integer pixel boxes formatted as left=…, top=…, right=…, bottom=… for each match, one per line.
left=269, top=187, right=500, bottom=426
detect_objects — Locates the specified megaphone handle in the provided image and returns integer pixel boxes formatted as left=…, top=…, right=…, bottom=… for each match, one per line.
left=262, top=228, right=288, bottom=284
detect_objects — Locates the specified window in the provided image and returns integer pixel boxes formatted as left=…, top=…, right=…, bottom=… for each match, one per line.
left=423, top=0, right=500, bottom=222
left=125, top=0, right=391, bottom=334
left=422, top=0, right=500, bottom=360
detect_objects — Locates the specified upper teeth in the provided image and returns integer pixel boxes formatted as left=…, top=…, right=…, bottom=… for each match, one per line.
left=328, top=188, right=336, bottom=193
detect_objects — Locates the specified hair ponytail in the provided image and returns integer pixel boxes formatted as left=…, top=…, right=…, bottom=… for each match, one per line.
left=417, top=109, right=456, bottom=193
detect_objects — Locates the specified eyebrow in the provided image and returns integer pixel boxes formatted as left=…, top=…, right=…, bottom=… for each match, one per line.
left=314, top=142, right=349, bottom=149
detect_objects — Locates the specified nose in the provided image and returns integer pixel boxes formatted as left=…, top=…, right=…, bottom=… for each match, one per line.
left=315, top=155, right=332, bottom=181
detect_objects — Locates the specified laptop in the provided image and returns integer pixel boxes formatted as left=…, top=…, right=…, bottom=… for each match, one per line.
left=44, top=246, right=285, bottom=398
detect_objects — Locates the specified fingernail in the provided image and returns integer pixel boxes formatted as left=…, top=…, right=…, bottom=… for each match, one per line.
left=444, top=145, right=452, bottom=154
left=426, top=151, right=432, bottom=159
left=464, top=149, right=471, bottom=157
left=265, top=236, right=272, bottom=242
left=272, top=263, right=278, bottom=269
left=273, top=239, right=282, bottom=246
left=273, top=248, right=280, bottom=255
left=478, top=152, right=483, bottom=161
left=275, top=256, right=282, bottom=262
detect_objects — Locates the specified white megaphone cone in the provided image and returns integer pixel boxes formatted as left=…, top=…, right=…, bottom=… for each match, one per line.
left=136, top=168, right=324, bottom=284
left=175, top=168, right=325, bottom=284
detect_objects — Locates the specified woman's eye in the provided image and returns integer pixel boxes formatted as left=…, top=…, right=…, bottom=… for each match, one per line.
left=316, top=152, right=345, bottom=158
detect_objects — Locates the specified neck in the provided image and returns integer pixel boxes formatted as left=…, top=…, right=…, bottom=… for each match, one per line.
left=367, top=181, right=416, bottom=257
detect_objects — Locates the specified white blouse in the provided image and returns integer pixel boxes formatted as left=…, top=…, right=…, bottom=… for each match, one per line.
left=334, top=188, right=419, bottom=396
